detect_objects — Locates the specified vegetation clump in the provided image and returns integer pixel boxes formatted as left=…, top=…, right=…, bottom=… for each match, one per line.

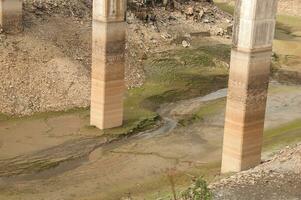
left=180, top=177, right=212, bottom=200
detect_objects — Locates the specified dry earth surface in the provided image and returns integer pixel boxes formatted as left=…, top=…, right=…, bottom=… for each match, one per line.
left=0, top=0, right=232, bottom=116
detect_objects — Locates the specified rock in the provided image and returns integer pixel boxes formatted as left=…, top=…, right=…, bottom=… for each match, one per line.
left=163, top=0, right=168, bottom=6
left=226, top=25, right=233, bottom=34
left=185, top=6, right=194, bottom=16
left=182, top=40, right=190, bottom=48
left=212, top=27, right=225, bottom=36
left=199, top=9, right=204, bottom=18
left=161, top=32, right=172, bottom=39
left=168, top=16, right=177, bottom=21
left=203, top=18, right=210, bottom=23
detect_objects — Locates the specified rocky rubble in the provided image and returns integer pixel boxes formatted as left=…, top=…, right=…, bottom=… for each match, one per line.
left=24, top=0, right=92, bottom=18
left=0, top=0, right=232, bottom=116
left=210, top=143, right=301, bottom=200
left=129, top=0, right=233, bottom=36
left=125, top=0, right=233, bottom=87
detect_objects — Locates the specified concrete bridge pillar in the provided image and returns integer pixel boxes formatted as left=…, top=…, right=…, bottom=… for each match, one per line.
left=0, top=0, right=23, bottom=33
left=91, top=0, right=126, bottom=129
left=221, top=0, right=278, bottom=173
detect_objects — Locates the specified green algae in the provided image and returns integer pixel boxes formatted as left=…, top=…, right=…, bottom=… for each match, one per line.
left=140, top=45, right=229, bottom=111
left=277, top=15, right=301, bottom=33
left=0, top=113, right=9, bottom=122
left=263, top=119, right=301, bottom=151
left=1, top=44, right=230, bottom=139
left=0, top=107, right=89, bottom=122
left=118, top=44, right=229, bottom=131
left=213, top=1, right=234, bottom=15
left=178, top=98, right=226, bottom=127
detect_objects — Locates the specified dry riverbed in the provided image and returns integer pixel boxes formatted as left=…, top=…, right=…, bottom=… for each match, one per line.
left=0, top=1, right=300, bottom=199
left=0, top=81, right=300, bottom=200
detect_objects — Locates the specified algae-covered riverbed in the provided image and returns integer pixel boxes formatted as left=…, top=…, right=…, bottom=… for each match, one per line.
left=1, top=80, right=300, bottom=200
left=0, top=38, right=231, bottom=199
left=0, top=41, right=230, bottom=151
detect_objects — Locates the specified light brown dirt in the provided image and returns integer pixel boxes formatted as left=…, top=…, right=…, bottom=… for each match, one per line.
left=0, top=0, right=232, bottom=116
left=278, top=0, right=301, bottom=16
left=0, top=17, right=91, bottom=115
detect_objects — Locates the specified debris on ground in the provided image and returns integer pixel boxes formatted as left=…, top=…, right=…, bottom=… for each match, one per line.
left=0, top=0, right=232, bottom=116
left=210, top=143, right=301, bottom=200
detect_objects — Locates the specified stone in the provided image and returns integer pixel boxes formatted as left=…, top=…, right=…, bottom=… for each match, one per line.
left=182, top=40, right=190, bottom=48
left=161, top=32, right=172, bottom=39
left=199, top=9, right=204, bottom=19
left=185, top=7, right=194, bottom=16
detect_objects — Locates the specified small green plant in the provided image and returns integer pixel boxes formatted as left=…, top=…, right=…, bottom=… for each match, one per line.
left=180, top=177, right=212, bottom=200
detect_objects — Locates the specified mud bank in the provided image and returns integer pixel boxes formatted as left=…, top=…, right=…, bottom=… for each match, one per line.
left=0, top=81, right=300, bottom=199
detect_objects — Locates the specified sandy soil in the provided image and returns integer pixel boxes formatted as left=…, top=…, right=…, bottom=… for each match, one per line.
left=0, top=16, right=91, bottom=116
left=0, top=0, right=232, bottom=116
left=278, top=0, right=301, bottom=17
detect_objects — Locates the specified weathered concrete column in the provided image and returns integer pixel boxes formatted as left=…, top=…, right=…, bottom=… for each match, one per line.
left=221, top=0, right=278, bottom=173
left=0, top=0, right=23, bottom=33
left=91, top=0, right=126, bottom=129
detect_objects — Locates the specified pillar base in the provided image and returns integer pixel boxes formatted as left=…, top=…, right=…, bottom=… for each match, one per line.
left=220, top=0, right=278, bottom=173
left=221, top=49, right=271, bottom=173
left=0, top=0, right=23, bottom=34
